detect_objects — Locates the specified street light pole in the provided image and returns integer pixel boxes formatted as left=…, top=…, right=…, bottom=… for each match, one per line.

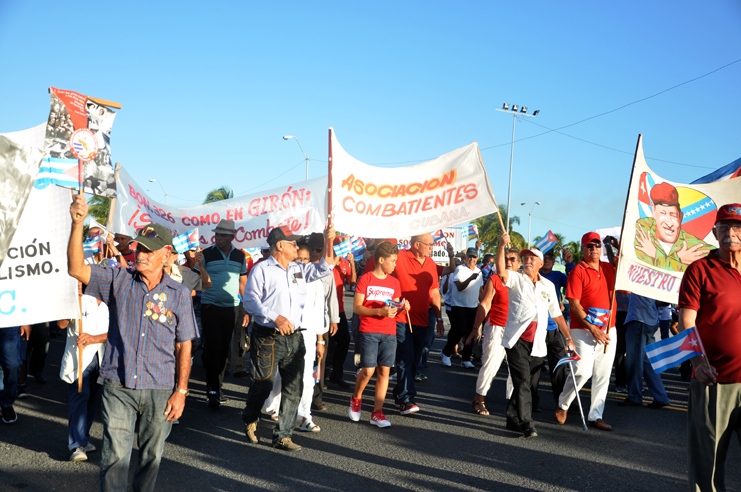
left=283, top=135, right=309, bottom=181
left=149, top=178, right=168, bottom=205
left=521, top=201, right=541, bottom=246
left=495, top=104, right=539, bottom=233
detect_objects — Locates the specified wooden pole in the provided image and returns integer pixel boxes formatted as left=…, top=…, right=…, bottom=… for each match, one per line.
left=77, top=282, right=84, bottom=393
left=405, top=305, right=413, bottom=334
left=603, top=134, right=643, bottom=353
left=104, top=163, right=121, bottom=260
left=327, top=128, right=333, bottom=226
left=476, top=145, right=507, bottom=234
left=87, top=96, right=122, bottom=109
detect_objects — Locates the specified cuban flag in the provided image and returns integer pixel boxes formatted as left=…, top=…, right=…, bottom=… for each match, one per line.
left=350, top=237, right=366, bottom=255
left=691, top=156, right=741, bottom=184
left=585, top=307, right=612, bottom=329
left=34, top=157, right=81, bottom=190
left=554, top=349, right=581, bottom=370
left=83, top=235, right=103, bottom=253
left=466, top=224, right=479, bottom=237
left=637, top=172, right=656, bottom=219
left=432, top=229, right=446, bottom=244
left=173, top=228, right=199, bottom=254
left=645, top=326, right=705, bottom=374
left=385, top=299, right=406, bottom=310
left=534, top=230, right=558, bottom=254
left=399, top=242, right=411, bottom=251
left=333, top=238, right=353, bottom=257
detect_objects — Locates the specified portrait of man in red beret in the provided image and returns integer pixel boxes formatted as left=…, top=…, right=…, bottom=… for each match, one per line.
left=634, top=182, right=714, bottom=272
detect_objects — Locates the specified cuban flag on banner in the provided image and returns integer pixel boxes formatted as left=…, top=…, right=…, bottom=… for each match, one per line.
left=554, top=349, right=581, bottom=370
left=645, top=326, right=705, bottom=374
left=585, top=307, right=612, bottom=329
left=691, top=156, right=741, bottom=184
left=466, top=224, right=479, bottom=237
left=34, top=157, right=81, bottom=189
left=534, top=230, right=558, bottom=254
left=637, top=172, right=656, bottom=219
left=83, top=235, right=103, bottom=253
left=173, top=228, right=199, bottom=254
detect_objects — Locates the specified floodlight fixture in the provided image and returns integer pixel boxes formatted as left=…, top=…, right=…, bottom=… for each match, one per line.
left=521, top=107, right=528, bottom=113
left=533, top=110, right=540, bottom=116
left=512, top=105, right=518, bottom=112
left=503, top=103, right=509, bottom=110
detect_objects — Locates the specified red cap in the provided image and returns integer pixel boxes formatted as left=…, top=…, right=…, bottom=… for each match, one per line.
left=650, top=182, right=680, bottom=207
left=716, top=203, right=741, bottom=223
left=581, top=232, right=601, bottom=246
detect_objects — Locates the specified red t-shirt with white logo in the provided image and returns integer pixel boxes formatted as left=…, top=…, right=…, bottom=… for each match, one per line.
left=356, top=272, right=402, bottom=335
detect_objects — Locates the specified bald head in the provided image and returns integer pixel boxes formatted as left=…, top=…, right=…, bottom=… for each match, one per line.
left=410, top=233, right=434, bottom=258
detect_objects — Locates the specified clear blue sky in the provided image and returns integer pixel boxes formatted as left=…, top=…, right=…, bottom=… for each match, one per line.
left=1, top=1, right=739, bottom=245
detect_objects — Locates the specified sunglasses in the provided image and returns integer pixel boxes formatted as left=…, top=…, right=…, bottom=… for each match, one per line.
left=585, top=243, right=602, bottom=249
left=311, top=247, right=324, bottom=253
left=505, top=257, right=520, bottom=263
left=715, top=223, right=741, bottom=234
left=280, top=240, right=297, bottom=247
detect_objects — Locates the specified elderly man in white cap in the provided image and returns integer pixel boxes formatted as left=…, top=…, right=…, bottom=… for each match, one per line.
left=195, top=219, right=249, bottom=409
left=496, top=233, right=574, bottom=438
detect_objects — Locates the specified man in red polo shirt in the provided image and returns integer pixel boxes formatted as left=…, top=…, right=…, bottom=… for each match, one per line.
left=390, top=233, right=444, bottom=414
left=556, top=232, right=617, bottom=431
left=678, top=203, right=741, bottom=491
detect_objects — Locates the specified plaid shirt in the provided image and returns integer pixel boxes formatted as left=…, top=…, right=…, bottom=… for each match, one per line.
left=86, top=265, right=199, bottom=390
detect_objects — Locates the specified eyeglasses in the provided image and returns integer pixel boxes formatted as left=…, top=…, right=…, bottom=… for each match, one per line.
left=715, top=223, right=741, bottom=234
left=417, top=241, right=434, bottom=248
left=311, top=247, right=324, bottom=253
left=505, top=257, right=520, bottom=263
left=584, top=244, right=602, bottom=250
left=280, top=240, right=297, bottom=247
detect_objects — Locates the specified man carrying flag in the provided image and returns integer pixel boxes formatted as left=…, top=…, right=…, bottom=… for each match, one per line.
left=677, top=203, right=741, bottom=491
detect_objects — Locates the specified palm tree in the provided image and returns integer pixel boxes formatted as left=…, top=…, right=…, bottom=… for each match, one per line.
left=472, top=205, right=526, bottom=253
left=87, top=195, right=110, bottom=224
left=203, top=186, right=234, bottom=204
left=563, top=240, right=583, bottom=264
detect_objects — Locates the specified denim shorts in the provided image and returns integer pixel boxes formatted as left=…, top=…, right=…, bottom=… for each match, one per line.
left=359, top=331, right=396, bottom=368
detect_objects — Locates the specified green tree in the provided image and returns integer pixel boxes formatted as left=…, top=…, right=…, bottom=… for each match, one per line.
left=563, top=240, right=583, bottom=263
left=87, top=195, right=110, bottom=224
left=203, top=186, right=234, bottom=204
left=472, top=205, right=526, bottom=253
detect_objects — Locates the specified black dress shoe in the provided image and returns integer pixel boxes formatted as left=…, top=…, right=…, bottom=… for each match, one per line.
left=522, top=425, right=538, bottom=439
left=34, top=373, right=47, bottom=384
left=617, top=398, right=643, bottom=407
left=647, top=400, right=669, bottom=409
left=506, top=420, right=522, bottom=432
left=330, top=378, right=351, bottom=389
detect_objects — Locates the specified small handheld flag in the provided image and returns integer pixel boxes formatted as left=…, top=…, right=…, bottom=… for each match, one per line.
left=466, top=224, right=479, bottom=238
left=333, top=236, right=366, bottom=257
left=534, top=230, right=558, bottom=254
left=585, top=307, right=611, bottom=329
left=83, top=235, right=103, bottom=253
left=385, top=299, right=406, bottom=310
left=554, top=350, right=581, bottom=370
left=645, top=326, right=705, bottom=374
left=432, top=229, right=446, bottom=244
left=173, top=228, right=199, bottom=254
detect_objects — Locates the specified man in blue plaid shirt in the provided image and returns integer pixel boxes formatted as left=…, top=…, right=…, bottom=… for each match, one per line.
left=67, top=195, right=198, bottom=492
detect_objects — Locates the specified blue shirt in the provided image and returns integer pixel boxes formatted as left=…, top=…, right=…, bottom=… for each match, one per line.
left=541, top=269, right=568, bottom=330
left=243, top=256, right=333, bottom=331
left=196, top=245, right=248, bottom=307
left=625, top=293, right=659, bottom=326
left=85, top=266, right=199, bottom=390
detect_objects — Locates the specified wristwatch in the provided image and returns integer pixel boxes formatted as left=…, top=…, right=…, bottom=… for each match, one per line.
left=175, top=387, right=189, bottom=396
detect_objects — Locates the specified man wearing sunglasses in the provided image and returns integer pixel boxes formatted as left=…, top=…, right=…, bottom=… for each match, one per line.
left=241, top=225, right=335, bottom=451
left=195, top=219, right=249, bottom=410
left=67, top=196, right=198, bottom=492
left=556, top=232, right=618, bottom=431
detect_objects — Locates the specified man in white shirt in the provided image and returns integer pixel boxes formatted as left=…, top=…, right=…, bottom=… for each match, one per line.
left=441, top=248, right=482, bottom=369
left=496, top=233, right=574, bottom=438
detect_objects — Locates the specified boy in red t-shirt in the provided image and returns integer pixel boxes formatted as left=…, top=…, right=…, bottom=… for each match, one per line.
left=349, top=242, right=408, bottom=428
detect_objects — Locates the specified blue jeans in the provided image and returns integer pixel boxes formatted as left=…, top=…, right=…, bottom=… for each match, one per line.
left=242, top=324, right=305, bottom=442
left=393, top=321, right=426, bottom=404
left=624, top=321, right=671, bottom=405
left=0, top=327, right=20, bottom=409
left=99, top=379, right=173, bottom=492
left=68, top=354, right=102, bottom=450
left=659, top=319, right=671, bottom=340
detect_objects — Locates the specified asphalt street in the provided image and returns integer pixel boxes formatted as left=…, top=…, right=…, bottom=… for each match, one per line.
left=1, top=293, right=739, bottom=492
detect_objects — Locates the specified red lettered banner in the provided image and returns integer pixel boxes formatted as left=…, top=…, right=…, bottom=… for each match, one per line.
left=329, top=128, right=499, bottom=238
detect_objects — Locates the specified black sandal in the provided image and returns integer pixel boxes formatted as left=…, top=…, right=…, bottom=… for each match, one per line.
left=472, top=401, right=489, bottom=415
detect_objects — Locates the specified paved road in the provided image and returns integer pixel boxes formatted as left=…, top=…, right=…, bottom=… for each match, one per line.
left=2, top=294, right=740, bottom=491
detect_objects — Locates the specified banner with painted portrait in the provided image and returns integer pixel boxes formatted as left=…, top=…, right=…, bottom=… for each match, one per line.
left=614, top=135, right=739, bottom=303
left=43, top=87, right=117, bottom=198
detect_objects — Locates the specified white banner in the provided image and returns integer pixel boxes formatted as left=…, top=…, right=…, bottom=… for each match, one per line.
left=329, top=128, right=499, bottom=238
left=397, top=227, right=469, bottom=264
left=614, top=135, right=737, bottom=303
left=0, top=124, right=79, bottom=328
left=112, top=166, right=328, bottom=248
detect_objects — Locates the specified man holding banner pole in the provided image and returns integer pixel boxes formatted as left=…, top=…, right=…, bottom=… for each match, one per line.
left=677, top=203, right=741, bottom=492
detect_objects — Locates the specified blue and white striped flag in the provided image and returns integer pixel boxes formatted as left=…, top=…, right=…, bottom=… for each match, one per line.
left=645, top=327, right=705, bottom=374
left=534, top=230, right=558, bottom=254
left=465, top=224, right=478, bottom=237
left=34, top=157, right=80, bottom=189
left=83, top=235, right=103, bottom=253
left=173, top=228, right=199, bottom=254
left=333, top=238, right=353, bottom=257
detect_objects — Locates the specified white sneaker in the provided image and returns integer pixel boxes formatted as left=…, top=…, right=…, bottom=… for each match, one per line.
left=370, top=411, right=391, bottom=428
left=461, top=361, right=475, bottom=369
left=441, top=353, right=452, bottom=367
left=70, top=447, right=87, bottom=462
left=84, top=443, right=96, bottom=453
left=349, top=397, right=362, bottom=422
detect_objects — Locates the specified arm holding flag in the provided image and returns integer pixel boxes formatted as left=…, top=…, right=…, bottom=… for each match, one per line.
left=678, top=309, right=717, bottom=386
left=566, top=297, right=610, bottom=346
left=68, top=195, right=92, bottom=285
left=194, top=248, right=212, bottom=290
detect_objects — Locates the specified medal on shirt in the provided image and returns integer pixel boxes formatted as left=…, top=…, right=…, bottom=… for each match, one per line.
left=146, top=298, right=174, bottom=325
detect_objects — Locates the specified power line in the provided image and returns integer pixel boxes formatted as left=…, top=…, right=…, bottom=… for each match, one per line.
left=235, top=159, right=306, bottom=196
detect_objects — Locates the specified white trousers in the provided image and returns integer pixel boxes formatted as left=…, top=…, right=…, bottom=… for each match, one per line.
left=263, top=331, right=317, bottom=421
left=557, top=327, right=617, bottom=421
left=475, top=321, right=509, bottom=397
